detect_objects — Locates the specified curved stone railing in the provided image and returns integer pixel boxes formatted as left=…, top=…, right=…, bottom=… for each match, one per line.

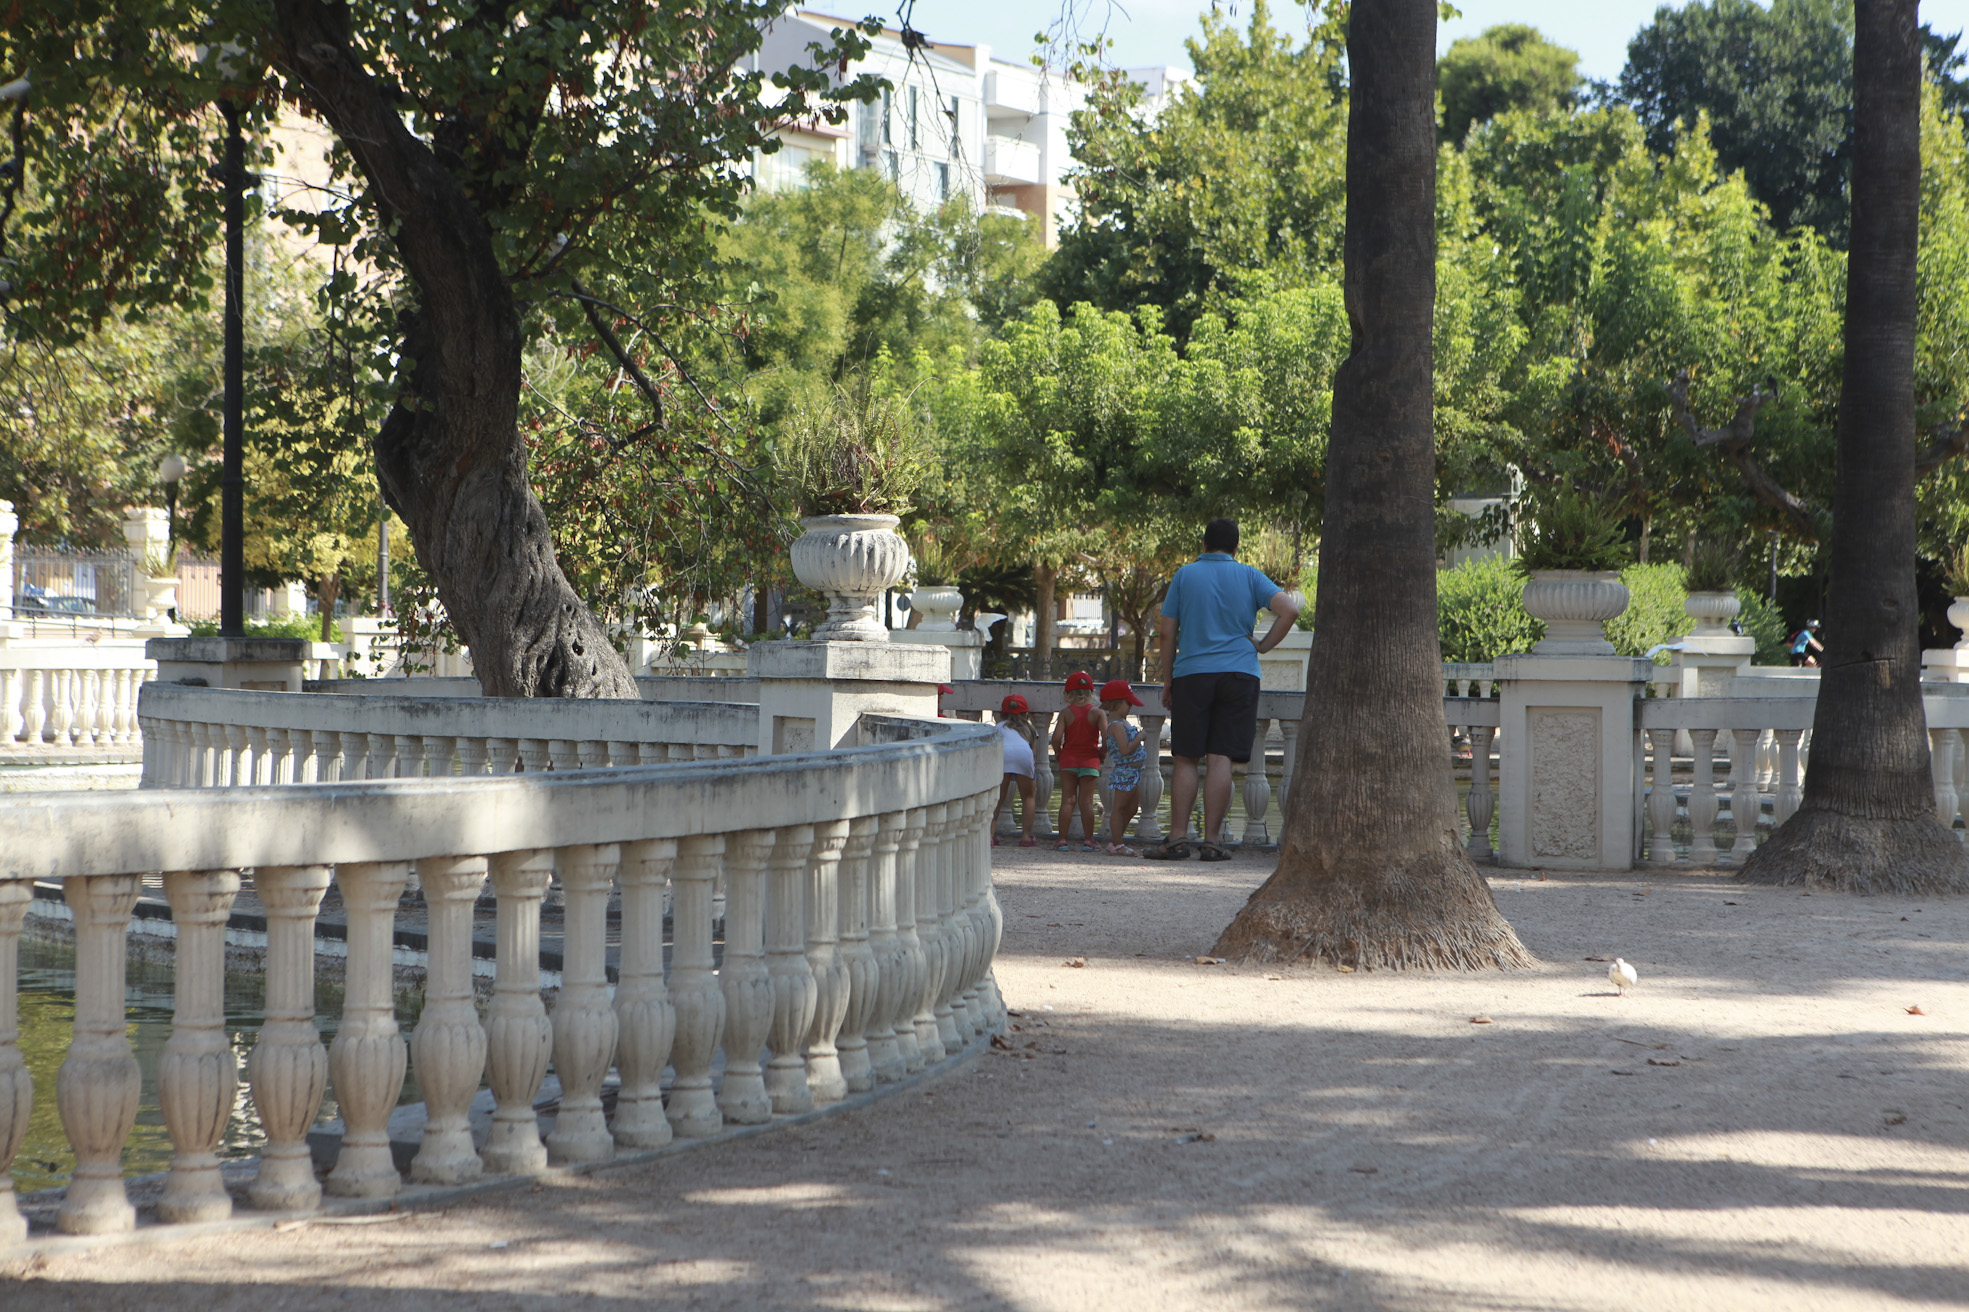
left=0, top=711, right=1003, bottom=1243
left=0, top=647, right=155, bottom=753
left=136, top=682, right=760, bottom=786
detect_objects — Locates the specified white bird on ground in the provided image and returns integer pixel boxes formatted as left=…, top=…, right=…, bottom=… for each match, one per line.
left=1608, top=958, right=1639, bottom=996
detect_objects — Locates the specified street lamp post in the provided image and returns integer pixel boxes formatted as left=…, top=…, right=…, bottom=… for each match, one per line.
left=217, top=98, right=248, bottom=638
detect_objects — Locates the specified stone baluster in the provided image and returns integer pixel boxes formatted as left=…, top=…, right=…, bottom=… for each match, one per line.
left=156, top=869, right=243, bottom=1223
left=865, top=810, right=907, bottom=1084
left=246, top=864, right=332, bottom=1211
left=981, top=828, right=1008, bottom=1032
left=326, top=860, right=411, bottom=1198
left=1774, top=729, right=1805, bottom=827
left=1933, top=729, right=1960, bottom=834
left=1134, top=713, right=1166, bottom=841
left=408, top=855, right=489, bottom=1184
left=114, top=668, right=137, bottom=745
left=835, top=816, right=880, bottom=1094
left=312, top=730, right=342, bottom=783
left=1465, top=725, right=1496, bottom=862
left=480, top=850, right=553, bottom=1175
left=961, top=793, right=996, bottom=1039
left=547, top=739, right=580, bottom=771
left=455, top=736, right=489, bottom=775
left=718, top=828, right=775, bottom=1125
left=1643, top=728, right=1677, bottom=864
left=666, top=834, right=726, bottom=1138
left=164, top=719, right=191, bottom=786
left=389, top=732, right=421, bottom=778
left=270, top=727, right=297, bottom=784
left=792, top=818, right=849, bottom=1107
left=613, top=838, right=676, bottom=1149
left=339, top=727, right=368, bottom=782
left=637, top=742, right=665, bottom=765
left=184, top=720, right=211, bottom=786
left=1687, top=728, right=1722, bottom=866
left=907, top=805, right=948, bottom=1066
left=1755, top=729, right=1777, bottom=790
left=74, top=670, right=98, bottom=745
left=367, top=731, right=398, bottom=779
left=1279, top=718, right=1299, bottom=813
left=0, top=668, right=18, bottom=745
left=0, top=880, right=33, bottom=1246
left=56, top=873, right=143, bottom=1233
left=49, top=668, right=73, bottom=745
left=1030, top=712, right=1056, bottom=837
left=421, top=735, right=456, bottom=778
left=485, top=736, right=518, bottom=774
left=1242, top=718, right=1274, bottom=846
left=575, top=740, right=606, bottom=769
left=222, top=723, right=249, bottom=786
left=1730, top=727, right=1762, bottom=862
left=933, top=800, right=970, bottom=1053
left=21, top=669, right=44, bottom=747
left=602, top=739, right=633, bottom=767
left=286, top=728, right=314, bottom=783
left=892, top=808, right=929, bottom=1072
left=241, top=725, right=270, bottom=784
left=137, top=716, right=159, bottom=786
left=762, top=824, right=819, bottom=1115
left=517, top=738, right=550, bottom=773
left=548, top=843, right=620, bottom=1162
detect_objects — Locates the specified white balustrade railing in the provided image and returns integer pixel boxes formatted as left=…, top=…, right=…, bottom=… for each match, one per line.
left=0, top=709, right=1003, bottom=1242
left=0, top=646, right=154, bottom=752
left=137, top=682, right=759, bottom=787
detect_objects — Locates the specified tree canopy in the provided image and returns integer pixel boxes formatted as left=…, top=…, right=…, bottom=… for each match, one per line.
left=1437, top=24, right=1581, bottom=146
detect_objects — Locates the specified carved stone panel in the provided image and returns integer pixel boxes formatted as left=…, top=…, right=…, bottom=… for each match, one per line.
left=1529, top=708, right=1600, bottom=862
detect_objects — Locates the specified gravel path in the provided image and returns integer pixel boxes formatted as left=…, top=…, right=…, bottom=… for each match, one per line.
left=6, top=848, right=1968, bottom=1310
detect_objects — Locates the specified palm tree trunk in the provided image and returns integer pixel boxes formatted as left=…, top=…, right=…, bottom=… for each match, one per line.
left=1740, top=0, right=1967, bottom=893
left=1213, top=0, right=1530, bottom=969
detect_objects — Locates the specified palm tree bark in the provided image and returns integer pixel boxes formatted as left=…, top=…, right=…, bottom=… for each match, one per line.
left=272, top=0, right=637, bottom=698
left=1214, top=0, right=1530, bottom=968
left=1740, top=0, right=1967, bottom=893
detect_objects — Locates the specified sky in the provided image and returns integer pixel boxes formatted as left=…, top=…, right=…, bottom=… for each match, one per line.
left=898, top=0, right=1969, bottom=81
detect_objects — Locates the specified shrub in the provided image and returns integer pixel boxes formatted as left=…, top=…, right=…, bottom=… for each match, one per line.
left=187, top=615, right=342, bottom=643
left=1514, top=485, right=1631, bottom=572
left=1607, top=563, right=1692, bottom=663
left=1437, top=555, right=1541, bottom=662
left=1736, top=588, right=1789, bottom=664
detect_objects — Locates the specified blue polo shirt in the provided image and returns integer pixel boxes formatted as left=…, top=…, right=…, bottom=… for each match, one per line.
left=1161, top=554, right=1281, bottom=679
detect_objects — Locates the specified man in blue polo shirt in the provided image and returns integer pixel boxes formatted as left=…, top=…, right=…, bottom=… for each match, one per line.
left=1143, top=518, right=1300, bottom=860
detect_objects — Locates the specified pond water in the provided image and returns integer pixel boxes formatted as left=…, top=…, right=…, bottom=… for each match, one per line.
left=13, top=934, right=424, bottom=1195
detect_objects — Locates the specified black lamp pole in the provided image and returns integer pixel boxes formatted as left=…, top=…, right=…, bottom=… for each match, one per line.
left=219, top=98, right=246, bottom=638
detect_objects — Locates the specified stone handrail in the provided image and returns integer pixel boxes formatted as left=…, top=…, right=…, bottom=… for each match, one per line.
left=0, top=644, right=154, bottom=753
left=137, top=682, right=760, bottom=786
left=0, top=710, right=1004, bottom=1243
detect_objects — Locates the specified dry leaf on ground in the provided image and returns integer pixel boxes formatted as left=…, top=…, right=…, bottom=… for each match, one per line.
left=1470, top=1015, right=1494, bottom=1025
left=1906, top=1005, right=1926, bottom=1015
left=1193, top=956, right=1224, bottom=965
left=1063, top=957, right=1087, bottom=968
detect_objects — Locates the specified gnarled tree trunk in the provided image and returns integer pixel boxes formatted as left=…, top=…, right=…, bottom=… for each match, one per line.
left=1213, top=0, right=1530, bottom=969
left=1740, top=0, right=1968, bottom=894
left=1033, top=561, right=1058, bottom=670
left=273, top=0, right=636, bottom=698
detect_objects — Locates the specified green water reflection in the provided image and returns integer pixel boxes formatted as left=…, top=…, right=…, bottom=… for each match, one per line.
left=14, top=934, right=424, bottom=1194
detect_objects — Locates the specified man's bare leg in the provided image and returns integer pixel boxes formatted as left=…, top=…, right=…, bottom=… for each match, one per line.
left=1203, top=753, right=1234, bottom=845
left=1168, top=753, right=1200, bottom=841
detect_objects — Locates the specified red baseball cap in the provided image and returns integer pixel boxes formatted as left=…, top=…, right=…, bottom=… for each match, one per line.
left=937, top=683, right=955, bottom=695
left=1001, top=693, right=1029, bottom=714
left=1063, top=671, right=1095, bottom=690
left=1100, top=679, right=1144, bottom=706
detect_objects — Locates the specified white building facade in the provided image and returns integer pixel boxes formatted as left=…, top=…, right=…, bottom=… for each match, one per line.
left=748, top=9, right=1187, bottom=245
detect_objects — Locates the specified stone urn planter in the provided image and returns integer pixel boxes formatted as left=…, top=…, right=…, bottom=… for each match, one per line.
left=907, top=584, right=964, bottom=632
left=1949, top=597, right=1969, bottom=650
left=790, top=514, right=910, bottom=641
left=1684, top=590, right=1741, bottom=635
left=1521, top=570, right=1629, bottom=655
left=143, top=575, right=180, bottom=620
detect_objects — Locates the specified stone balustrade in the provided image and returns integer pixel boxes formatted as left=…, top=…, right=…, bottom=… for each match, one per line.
left=0, top=645, right=155, bottom=754
left=0, top=708, right=1003, bottom=1243
left=136, top=682, right=760, bottom=786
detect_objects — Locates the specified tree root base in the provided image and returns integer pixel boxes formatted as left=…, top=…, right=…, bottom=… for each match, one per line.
left=1739, top=807, right=1969, bottom=894
left=1211, top=848, right=1537, bottom=971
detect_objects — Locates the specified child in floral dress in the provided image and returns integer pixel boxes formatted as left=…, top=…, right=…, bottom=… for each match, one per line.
left=1099, top=679, right=1148, bottom=853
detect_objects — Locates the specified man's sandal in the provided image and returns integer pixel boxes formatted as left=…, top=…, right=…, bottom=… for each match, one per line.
left=1141, top=841, right=1192, bottom=860
left=1196, top=842, right=1232, bottom=862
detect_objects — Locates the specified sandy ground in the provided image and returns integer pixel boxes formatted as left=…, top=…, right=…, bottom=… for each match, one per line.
left=6, top=848, right=1969, bottom=1311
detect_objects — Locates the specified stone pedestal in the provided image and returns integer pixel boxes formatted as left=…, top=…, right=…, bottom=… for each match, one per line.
left=889, top=628, right=983, bottom=680
left=1924, top=648, right=1969, bottom=684
left=1496, top=652, right=1652, bottom=871
left=146, top=636, right=309, bottom=692
left=1257, top=630, right=1313, bottom=691
left=1671, top=633, right=1754, bottom=698
left=748, top=641, right=949, bottom=754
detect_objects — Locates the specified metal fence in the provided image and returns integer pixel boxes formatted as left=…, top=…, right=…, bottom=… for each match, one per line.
left=986, top=649, right=1153, bottom=684
left=10, top=547, right=142, bottom=619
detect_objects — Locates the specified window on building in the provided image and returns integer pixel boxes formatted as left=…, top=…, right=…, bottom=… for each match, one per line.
left=937, top=162, right=950, bottom=200
left=885, top=150, right=899, bottom=183
left=908, top=85, right=919, bottom=150
left=881, top=89, right=892, bottom=145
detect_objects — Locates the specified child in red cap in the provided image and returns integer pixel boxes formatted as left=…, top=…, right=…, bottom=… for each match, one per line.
left=1049, top=671, right=1107, bottom=850
left=995, top=694, right=1039, bottom=846
left=1099, top=679, right=1148, bottom=853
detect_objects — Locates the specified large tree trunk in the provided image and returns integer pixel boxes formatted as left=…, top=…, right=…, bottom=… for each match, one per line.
left=1033, top=561, right=1058, bottom=670
left=1213, top=0, right=1530, bottom=969
left=272, top=0, right=636, bottom=699
left=1740, top=0, right=1968, bottom=893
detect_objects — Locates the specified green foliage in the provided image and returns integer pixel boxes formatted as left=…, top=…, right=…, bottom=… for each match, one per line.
left=1607, top=563, right=1694, bottom=662
left=187, top=614, right=341, bottom=643
left=1437, top=556, right=1540, bottom=661
left=1736, top=587, right=1791, bottom=664
left=1685, top=540, right=1737, bottom=592
left=1439, top=25, right=1582, bottom=146
left=1515, top=486, right=1631, bottom=572
left=774, top=376, right=929, bottom=517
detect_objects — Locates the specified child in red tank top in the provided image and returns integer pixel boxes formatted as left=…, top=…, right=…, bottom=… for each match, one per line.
left=1049, top=672, right=1109, bottom=850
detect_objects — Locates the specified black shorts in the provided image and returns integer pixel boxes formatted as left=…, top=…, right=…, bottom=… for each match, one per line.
left=1169, top=671, right=1262, bottom=763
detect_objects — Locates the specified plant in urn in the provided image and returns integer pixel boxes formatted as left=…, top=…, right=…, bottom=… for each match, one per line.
left=779, top=380, right=923, bottom=641
left=1681, top=539, right=1741, bottom=634
left=1945, top=543, right=1969, bottom=650
left=1514, top=485, right=1632, bottom=655
left=906, top=535, right=964, bottom=632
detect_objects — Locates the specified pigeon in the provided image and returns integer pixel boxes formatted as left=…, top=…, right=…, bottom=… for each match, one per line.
left=1608, top=958, right=1639, bottom=996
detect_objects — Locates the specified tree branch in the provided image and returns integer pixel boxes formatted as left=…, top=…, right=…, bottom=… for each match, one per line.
left=1668, top=369, right=1819, bottom=539
left=569, top=276, right=663, bottom=432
